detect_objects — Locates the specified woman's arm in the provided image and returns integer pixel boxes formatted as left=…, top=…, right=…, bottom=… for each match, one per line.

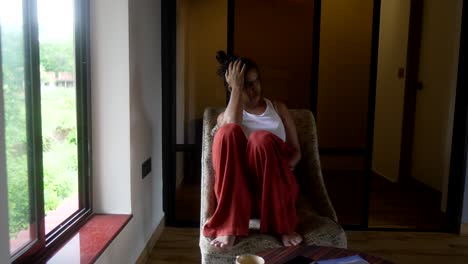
left=217, top=60, right=246, bottom=127
left=276, top=101, right=301, bottom=170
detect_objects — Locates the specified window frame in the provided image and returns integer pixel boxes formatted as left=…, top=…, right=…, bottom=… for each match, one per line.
left=5, top=0, right=92, bottom=262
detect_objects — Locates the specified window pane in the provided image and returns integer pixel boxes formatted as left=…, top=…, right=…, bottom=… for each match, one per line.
left=0, top=0, right=38, bottom=254
left=37, top=0, right=79, bottom=234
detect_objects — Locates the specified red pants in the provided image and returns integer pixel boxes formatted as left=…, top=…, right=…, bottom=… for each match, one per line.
left=203, top=124, right=299, bottom=237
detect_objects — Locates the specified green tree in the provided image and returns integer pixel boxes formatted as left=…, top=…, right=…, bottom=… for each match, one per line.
left=2, top=30, right=25, bottom=90
left=40, top=42, right=74, bottom=73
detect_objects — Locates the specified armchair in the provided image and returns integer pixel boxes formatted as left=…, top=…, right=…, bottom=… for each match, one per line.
left=199, top=107, right=347, bottom=264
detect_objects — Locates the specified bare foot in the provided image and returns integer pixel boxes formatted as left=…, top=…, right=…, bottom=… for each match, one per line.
left=282, top=232, right=303, bottom=247
left=210, top=235, right=235, bottom=249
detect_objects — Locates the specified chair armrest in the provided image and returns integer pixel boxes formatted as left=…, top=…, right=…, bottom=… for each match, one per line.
left=290, top=110, right=338, bottom=222
left=200, top=107, right=224, bottom=228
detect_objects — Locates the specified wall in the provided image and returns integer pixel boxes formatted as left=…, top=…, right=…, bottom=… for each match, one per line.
left=411, top=0, right=463, bottom=210
left=92, top=0, right=164, bottom=262
left=372, top=0, right=411, bottom=182
left=91, top=0, right=132, bottom=214
left=177, top=0, right=227, bottom=144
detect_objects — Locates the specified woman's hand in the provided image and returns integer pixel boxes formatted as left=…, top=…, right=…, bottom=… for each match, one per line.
left=225, top=60, right=246, bottom=91
left=275, top=101, right=301, bottom=171
left=218, top=60, right=246, bottom=126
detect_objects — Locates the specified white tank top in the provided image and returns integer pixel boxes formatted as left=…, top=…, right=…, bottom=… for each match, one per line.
left=242, top=98, right=286, bottom=142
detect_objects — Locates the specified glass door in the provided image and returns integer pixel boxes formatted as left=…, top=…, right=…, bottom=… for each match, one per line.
left=165, top=0, right=380, bottom=229
left=315, top=0, right=376, bottom=227
left=172, top=0, right=228, bottom=224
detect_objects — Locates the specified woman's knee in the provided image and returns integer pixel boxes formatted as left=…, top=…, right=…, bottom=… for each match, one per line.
left=214, top=124, right=245, bottom=144
left=248, top=130, right=276, bottom=148
left=217, top=123, right=243, bottom=136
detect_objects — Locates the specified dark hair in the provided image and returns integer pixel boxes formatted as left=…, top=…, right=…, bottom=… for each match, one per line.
left=216, top=50, right=259, bottom=91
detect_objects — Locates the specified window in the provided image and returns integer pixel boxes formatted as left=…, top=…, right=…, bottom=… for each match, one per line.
left=0, top=0, right=91, bottom=261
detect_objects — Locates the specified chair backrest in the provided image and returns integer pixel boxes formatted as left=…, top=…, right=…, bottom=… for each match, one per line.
left=200, top=107, right=337, bottom=228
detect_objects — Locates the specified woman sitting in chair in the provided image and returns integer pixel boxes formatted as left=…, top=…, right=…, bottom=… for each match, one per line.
left=203, top=51, right=303, bottom=249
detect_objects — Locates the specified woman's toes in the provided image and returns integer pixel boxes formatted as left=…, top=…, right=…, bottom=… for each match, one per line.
left=282, top=236, right=291, bottom=247
left=210, top=235, right=235, bottom=249
left=293, top=238, right=300, bottom=245
left=293, top=236, right=302, bottom=245
left=282, top=232, right=303, bottom=247
left=211, top=240, right=221, bottom=248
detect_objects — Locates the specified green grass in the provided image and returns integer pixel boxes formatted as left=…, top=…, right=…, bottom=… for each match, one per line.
left=41, top=87, right=79, bottom=216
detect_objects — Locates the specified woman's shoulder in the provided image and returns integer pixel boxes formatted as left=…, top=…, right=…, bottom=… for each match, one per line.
left=269, top=99, right=288, bottom=113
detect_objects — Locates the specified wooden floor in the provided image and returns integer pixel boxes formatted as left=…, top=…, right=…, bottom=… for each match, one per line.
left=147, top=227, right=468, bottom=264
left=176, top=171, right=445, bottom=229
left=323, top=171, right=444, bottom=228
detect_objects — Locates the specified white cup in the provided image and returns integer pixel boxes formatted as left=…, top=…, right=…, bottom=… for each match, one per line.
left=235, top=254, right=265, bottom=264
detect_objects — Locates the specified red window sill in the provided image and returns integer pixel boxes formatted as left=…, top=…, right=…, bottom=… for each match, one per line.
left=46, top=214, right=132, bottom=264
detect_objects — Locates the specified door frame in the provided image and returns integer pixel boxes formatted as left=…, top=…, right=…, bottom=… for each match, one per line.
left=398, top=0, right=424, bottom=184
left=446, top=2, right=467, bottom=233
left=397, top=0, right=467, bottom=232
left=161, top=0, right=177, bottom=226
left=362, top=0, right=382, bottom=230
left=161, top=0, right=467, bottom=231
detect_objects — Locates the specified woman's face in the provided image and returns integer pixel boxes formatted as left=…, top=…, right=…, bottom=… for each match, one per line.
left=243, top=68, right=262, bottom=106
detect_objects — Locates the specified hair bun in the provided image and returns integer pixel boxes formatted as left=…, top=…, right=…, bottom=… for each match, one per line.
left=216, top=50, right=228, bottom=64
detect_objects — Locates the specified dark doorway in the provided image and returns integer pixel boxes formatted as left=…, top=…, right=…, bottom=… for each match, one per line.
left=369, top=0, right=464, bottom=230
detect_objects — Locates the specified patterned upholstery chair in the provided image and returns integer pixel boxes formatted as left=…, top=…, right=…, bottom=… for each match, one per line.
left=199, top=107, right=347, bottom=264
